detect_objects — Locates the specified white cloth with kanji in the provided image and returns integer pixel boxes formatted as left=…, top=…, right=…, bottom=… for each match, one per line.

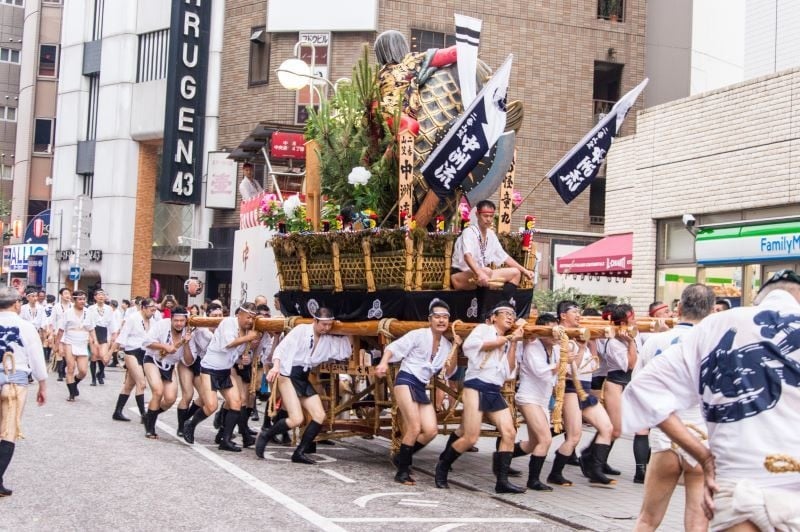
left=622, top=289, right=800, bottom=491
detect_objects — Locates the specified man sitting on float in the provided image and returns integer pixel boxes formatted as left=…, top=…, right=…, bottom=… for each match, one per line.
left=450, top=199, right=534, bottom=299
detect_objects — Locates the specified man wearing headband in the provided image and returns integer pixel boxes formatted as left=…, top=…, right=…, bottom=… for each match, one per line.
left=435, top=300, right=526, bottom=494
left=183, top=303, right=260, bottom=452
left=450, top=200, right=534, bottom=299
left=256, top=308, right=352, bottom=464
left=624, top=271, right=800, bottom=532
left=178, top=303, right=223, bottom=437
left=375, top=298, right=461, bottom=485
left=547, top=300, right=615, bottom=487
left=141, top=306, right=194, bottom=439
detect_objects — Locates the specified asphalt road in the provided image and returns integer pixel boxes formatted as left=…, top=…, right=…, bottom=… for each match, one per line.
left=3, top=367, right=570, bottom=532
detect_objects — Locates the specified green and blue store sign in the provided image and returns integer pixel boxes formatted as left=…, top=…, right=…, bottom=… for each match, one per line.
left=696, top=220, right=800, bottom=265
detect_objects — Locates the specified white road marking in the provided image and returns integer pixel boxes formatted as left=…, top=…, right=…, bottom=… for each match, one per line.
left=429, top=525, right=467, bottom=532
left=331, top=518, right=542, bottom=524
left=263, top=451, right=337, bottom=463
left=320, top=468, right=356, bottom=484
left=398, top=501, right=440, bottom=507
left=141, top=412, right=347, bottom=532
left=353, top=492, right=421, bottom=508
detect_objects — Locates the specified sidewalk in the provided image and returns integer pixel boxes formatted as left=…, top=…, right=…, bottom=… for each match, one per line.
left=347, top=427, right=687, bottom=531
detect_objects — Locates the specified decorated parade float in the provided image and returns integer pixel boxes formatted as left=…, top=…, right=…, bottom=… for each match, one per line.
left=199, top=18, right=672, bottom=449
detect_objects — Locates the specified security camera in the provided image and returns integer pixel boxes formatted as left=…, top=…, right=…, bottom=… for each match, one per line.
left=682, top=214, right=696, bottom=228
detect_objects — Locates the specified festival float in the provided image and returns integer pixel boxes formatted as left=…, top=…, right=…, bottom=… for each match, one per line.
left=211, top=18, right=669, bottom=449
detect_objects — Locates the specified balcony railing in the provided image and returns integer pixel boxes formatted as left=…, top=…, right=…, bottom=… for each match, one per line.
left=593, top=99, right=615, bottom=123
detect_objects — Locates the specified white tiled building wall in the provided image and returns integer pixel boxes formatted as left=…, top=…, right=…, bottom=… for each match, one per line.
left=605, top=68, right=800, bottom=310
left=744, top=0, right=800, bottom=78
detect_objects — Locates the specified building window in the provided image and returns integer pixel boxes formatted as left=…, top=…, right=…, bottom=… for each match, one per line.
left=38, top=44, right=59, bottom=77
left=597, top=0, right=624, bottom=21
left=0, top=48, right=21, bottom=64
left=1, top=0, right=24, bottom=7
left=136, top=29, right=169, bottom=83
left=42, top=0, right=63, bottom=4
left=0, top=106, right=16, bottom=122
left=248, top=26, right=270, bottom=87
left=593, top=61, right=623, bottom=120
left=588, top=177, right=606, bottom=225
left=410, top=29, right=455, bottom=53
left=33, top=118, right=55, bottom=154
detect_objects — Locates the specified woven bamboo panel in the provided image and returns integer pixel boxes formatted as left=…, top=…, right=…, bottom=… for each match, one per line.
left=339, top=254, right=368, bottom=289
left=418, top=255, right=447, bottom=290
left=371, top=251, right=408, bottom=290
left=306, top=256, right=336, bottom=290
left=279, top=258, right=304, bottom=291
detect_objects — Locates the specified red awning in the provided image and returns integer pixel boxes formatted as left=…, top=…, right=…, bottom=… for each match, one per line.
left=556, top=233, right=633, bottom=277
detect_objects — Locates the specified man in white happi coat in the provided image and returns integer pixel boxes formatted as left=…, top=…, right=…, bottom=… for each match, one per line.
left=623, top=270, right=800, bottom=532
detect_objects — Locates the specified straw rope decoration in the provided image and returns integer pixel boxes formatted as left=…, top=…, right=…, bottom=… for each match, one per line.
left=764, top=454, right=800, bottom=473
left=551, top=327, right=569, bottom=434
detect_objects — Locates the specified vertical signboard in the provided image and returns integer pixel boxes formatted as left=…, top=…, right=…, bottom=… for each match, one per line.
left=159, top=0, right=212, bottom=204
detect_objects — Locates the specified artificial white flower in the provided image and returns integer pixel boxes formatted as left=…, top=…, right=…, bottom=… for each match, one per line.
left=283, top=194, right=302, bottom=218
left=347, top=166, right=371, bottom=186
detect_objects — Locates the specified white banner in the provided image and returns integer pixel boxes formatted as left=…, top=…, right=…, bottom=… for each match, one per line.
left=205, top=152, right=238, bottom=209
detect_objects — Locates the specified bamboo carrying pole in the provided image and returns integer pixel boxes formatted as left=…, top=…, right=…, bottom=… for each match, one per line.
left=305, top=139, right=322, bottom=231
left=188, top=316, right=640, bottom=341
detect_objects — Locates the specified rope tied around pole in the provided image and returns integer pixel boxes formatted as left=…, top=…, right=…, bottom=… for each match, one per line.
left=377, top=318, right=397, bottom=342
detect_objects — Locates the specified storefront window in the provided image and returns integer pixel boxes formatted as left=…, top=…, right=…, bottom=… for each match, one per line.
left=656, top=267, right=696, bottom=309
left=704, top=266, right=743, bottom=307
left=660, top=219, right=695, bottom=263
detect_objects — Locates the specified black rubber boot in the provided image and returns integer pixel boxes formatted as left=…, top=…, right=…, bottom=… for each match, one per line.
left=633, top=464, right=646, bottom=484
left=435, top=445, right=461, bottom=489
left=261, top=405, right=273, bottom=431
left=495, top=452, right=526, bottom=494
left=603, top=440, right=621, bottom=475
left=66, top=382, right=78, bottom=401
left=0, top=440, right=15, bottom=497
left=588, top=444, right=616, bottom=486
left=547, top=451, right=574, bottom=486
left=527, top=455, right=553, bottom=491
left=186, top=402, right=200, bottom=419
left=213, top=402, right=225, bottom=430
left=273, top=409, right=291, bottom=444
left=411, top=441, right=426, bottom=455
left=90, top=361, right=97, bottom=385
left=493, top=438, right=523, bottom=477
left=218, top=409, right=242, bottom=452
left=112, top=394, right=131, bottom=421
left=292, top=421, right=322, bottom=464
left=97, top=361, right=105, bottom=384
left=135, top=394, right=145, bottom=422
left=567, top=450, right=581, bottom=466
left=176, top=408, right=188, bottom=437
left=255, top=418, right=288, bottom=459
left=74, top=377, right=82, bottom=395
left=145, top=409, right=160, bottom=439
left=250, top=406, right=260, bottom=422
left=183, top=409, right=209, bottom=445
left=394, top=443, right=415, bottom=485
left=57, top=359, right=66, bottom=380
left=579, top=440, right=594, bottom=478
left=238, top=409, right=256, bottom=448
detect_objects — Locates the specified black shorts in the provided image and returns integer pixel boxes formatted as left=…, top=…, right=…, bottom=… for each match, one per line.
left=590, top=375, right=606, bottom=390
left=565, top=379, right=599, bottom=410
left=450, top=267, right=464, bottom=276
left=95, top=326, right=108, bottom=344
left=395, top=370, right=430, bottom=405
left=606, top=370, right=632, bottom=387
left=143, top=355, right=174, bottom=382
left=201, top=367, right=233, bottom=391
left=189, top=357, right=202, bottom=377
left=125, top=349, right=145, bottom=366
left=289, top=366, right=317, bottom=398
left=234, top=363, right=252, bottom=383
left=464, top=378, right=507, bottom=412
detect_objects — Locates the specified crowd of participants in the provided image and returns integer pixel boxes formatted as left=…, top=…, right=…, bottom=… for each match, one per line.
left=2, top=275, right=798, bottom=532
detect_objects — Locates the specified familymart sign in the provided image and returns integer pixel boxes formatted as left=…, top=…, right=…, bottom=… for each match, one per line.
left=696, top=221, right=800, bottom=265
